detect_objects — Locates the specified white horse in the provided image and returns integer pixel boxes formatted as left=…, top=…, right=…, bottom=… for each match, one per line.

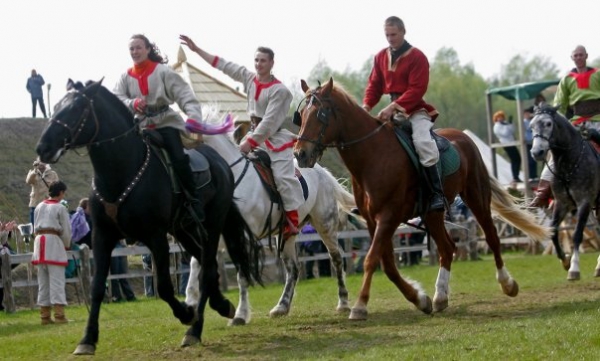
left=185, top=127, right=357, bottom=325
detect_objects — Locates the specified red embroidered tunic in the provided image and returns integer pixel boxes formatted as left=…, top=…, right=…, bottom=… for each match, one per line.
left=363, top=46, right=438, bottom=120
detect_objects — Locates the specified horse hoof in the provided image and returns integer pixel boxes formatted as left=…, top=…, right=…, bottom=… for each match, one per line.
left=228, top=317, right=247, bottom=326
left=73, top=344, right=95, bottom=355
left=594, top=269, right=600, bottom=277
left=561, top=257, right=571, bottom=271
left=269, top=306, right=289, bottom=318
left=180, top=335, right=200, bottom=348
left=349, top=307, right=368, bottom=320
left=420, top=296, right=433, bottom=314
left=567, top=271, right=580, bottom=281
left=501, top=280, right=519, bottom=297
left=433, top=298, right=448, bottom=313
left=336, top=304, right=351, bottom=313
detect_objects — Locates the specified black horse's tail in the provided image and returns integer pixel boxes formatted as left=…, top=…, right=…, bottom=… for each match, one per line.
left=221, top=202, right=264, bottom=286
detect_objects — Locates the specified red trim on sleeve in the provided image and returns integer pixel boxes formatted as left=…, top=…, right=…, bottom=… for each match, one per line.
left=246, top=137, right=259, bottom=148
left=211, top=56, right=220, bottom=68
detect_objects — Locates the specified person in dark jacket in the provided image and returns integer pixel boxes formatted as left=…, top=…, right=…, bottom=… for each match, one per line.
left=26, top=69, right=47, bottom=118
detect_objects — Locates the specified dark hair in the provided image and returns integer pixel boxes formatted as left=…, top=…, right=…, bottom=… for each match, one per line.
left=130, top=34, right=168, bottom=64
left=385, top=16, right=405, bottom=30
left=48, top=181, right=67, bottom=197
left=256, top=46, right=275, bottom=61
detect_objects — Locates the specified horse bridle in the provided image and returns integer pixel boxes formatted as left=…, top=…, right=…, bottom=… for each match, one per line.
left=295, top=89, right=390, bottom=157
left=50, top=90, right=138, bottom=150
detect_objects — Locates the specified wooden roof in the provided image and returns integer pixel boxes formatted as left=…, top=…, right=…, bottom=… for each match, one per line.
left=171, top=46, right=250, bottom=123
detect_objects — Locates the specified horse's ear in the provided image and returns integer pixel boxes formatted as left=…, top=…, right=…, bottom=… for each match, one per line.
left=300, top=79, right=309, bottom=93
left=84, top=80, right=103, bottom=98
left=322, top=77, right=334, bottom=96
left=66, top=78, right=75, bottom=91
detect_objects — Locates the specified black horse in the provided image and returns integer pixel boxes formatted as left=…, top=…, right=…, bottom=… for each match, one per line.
left=35, top=79, right=263, bottom=355
left=530, top=104, right=600, bottom=279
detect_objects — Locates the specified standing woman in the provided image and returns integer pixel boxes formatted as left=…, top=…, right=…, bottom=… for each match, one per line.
left=113, top=34, right=205, bottom=222
left=32, top=181, right=72, bottom=324
left=492, top=110, right=522, bottom=184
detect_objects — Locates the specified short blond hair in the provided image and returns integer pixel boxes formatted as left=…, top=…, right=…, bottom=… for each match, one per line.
left=493, top=110, right=506, bottom=123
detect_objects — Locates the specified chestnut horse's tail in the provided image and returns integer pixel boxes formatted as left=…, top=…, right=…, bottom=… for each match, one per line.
left=488, top=176, right=552, bottom=243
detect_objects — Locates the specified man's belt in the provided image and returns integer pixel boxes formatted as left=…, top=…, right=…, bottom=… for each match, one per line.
left=390, top=93, right=403, bottom=101
left=145, top=104, right=170, bottom=117
left=573, top=99, right=600, bottom=117
left=250, top=116, right=262, bottom=128
left=35, top=228, right=61, bottom=236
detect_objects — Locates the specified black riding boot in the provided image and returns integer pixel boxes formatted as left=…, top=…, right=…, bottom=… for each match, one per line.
left=424, top=165, right=445, bottom=212
left=173, top=157, right=205, bottom=223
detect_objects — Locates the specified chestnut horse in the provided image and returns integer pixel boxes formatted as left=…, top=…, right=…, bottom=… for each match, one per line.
left=294, top=78, right=551, bottom=320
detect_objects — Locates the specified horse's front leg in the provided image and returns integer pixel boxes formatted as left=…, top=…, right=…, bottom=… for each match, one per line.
left=73, top=237, right=117, bottom=355
left=550, top=203, right=570, bottom=270
left=567, top=202, right=591, bottom=280
left=269, top=236, right=300, bottom=317
left=230, top=272, right=251, bottom=325
left=349, top=223, right=394, bottom=320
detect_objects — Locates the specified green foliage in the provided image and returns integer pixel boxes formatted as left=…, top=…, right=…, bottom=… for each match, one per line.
left=2, top=253, right=600, bottom=360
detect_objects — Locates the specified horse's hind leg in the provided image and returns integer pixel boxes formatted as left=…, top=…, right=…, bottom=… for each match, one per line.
left=462, top=192, right=519, bottom=297
left=185, top=256, right=201, bottom=307
left=229, top=272, right=251, bottom=326
left=312, top=221, right=350, bottom=313
left=425, top=213, right=456, bottom=312
left=270, top=236, right=300, bottom=317
left=595, top=254, right=600, bottom=277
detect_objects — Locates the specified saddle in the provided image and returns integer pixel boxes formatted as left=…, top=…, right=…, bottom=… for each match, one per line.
left=249, top=149, right=308, bottom=204
left=393, top=120, right=460, bottom=214
left=142, top=129, right=211, bottom=192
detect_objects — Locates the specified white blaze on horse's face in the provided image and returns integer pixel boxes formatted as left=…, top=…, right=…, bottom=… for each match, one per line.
left=530, top=113, right=553, bottom=161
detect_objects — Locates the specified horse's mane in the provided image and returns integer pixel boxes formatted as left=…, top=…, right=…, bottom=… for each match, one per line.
left=330, top=83, right=361, bottom=109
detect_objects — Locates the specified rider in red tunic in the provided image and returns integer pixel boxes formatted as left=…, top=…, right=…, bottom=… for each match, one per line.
left=363, top=16, right=443, bottom=212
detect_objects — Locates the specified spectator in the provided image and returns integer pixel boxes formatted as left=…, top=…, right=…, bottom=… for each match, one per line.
left=26, top=160, right=59, bottom=228
left=26, top=69, right=47, bottom=118
left=522, top=106, right=538, bottom=181
left=31, top=181, right=71, bottom=325
left=1, top=220, right=17, bottom=311
left=493, top=110, right=522, bottom=184
left=73, top=198, right=92, bottom=248
left=109, top=239, right=136, bottom=302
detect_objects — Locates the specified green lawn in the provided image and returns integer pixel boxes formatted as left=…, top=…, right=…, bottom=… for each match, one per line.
left=1, top=253, right=600, bottom=360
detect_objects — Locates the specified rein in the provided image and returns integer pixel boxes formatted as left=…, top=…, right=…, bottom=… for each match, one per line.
left=296, top=91, right=391, bottom=155
left=52, top=90, right=151, bottom=224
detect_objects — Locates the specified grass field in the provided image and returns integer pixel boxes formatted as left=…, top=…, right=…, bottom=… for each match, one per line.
left=2, top=252, right=600, bottom=360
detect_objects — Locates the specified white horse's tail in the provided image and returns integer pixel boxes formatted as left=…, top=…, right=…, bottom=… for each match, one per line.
left=312, top=165, right=357, bottom=231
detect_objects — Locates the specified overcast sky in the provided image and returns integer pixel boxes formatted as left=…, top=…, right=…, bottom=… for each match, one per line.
left=1, top=0, right=598, bottom=118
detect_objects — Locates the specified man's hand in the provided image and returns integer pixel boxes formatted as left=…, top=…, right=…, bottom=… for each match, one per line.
left=239, top=139, right=253, bottom=155
left=179, top=35, right=200, bottom=53
left=133, top=98, right=147, bottom=114
left=377, top=103, right=397, bottom=121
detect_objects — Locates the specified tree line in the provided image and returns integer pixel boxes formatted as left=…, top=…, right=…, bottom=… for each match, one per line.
left=286, top=47, right=600, bottom=178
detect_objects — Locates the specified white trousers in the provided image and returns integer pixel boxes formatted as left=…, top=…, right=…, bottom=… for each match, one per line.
left=37, top=264, right=67, bottom=306
left=403, top=111, right=439, bottom=167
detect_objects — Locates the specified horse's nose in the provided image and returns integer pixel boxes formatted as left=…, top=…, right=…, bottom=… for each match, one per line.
left=294, top=149, right=307, bottom=166
left=530, top=148, right=545, bottom=161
